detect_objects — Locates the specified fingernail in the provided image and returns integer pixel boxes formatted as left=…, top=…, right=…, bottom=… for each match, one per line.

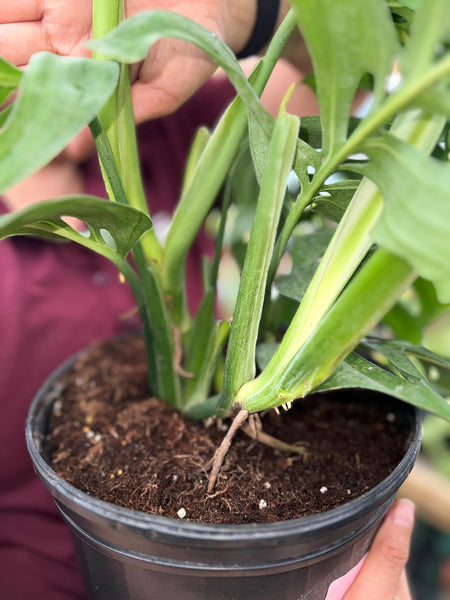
left=391, top=499, right=415, bottom=528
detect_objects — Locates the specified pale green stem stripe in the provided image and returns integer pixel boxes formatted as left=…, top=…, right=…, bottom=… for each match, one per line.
left=242, top=110, right=445, bottom=408
left=239, top=249, right=416, bottom=412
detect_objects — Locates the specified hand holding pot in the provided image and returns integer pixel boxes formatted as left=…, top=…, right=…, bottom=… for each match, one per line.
left=343, top=499, right=415, bottom=600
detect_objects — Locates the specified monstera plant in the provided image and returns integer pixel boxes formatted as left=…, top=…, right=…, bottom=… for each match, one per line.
left=1, top=1, right=450, bottom=598
left=1, top=1, right=450, bottom=474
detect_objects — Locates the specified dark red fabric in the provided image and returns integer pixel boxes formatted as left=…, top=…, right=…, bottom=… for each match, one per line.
left=0, top=77, right=234, bottom=600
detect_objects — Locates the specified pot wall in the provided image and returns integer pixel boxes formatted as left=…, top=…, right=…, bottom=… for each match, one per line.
left=26, top=359, right=421, bottom=600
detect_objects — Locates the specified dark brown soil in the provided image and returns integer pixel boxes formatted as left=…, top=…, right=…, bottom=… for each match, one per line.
left=46, top=335, right=412, bottom=525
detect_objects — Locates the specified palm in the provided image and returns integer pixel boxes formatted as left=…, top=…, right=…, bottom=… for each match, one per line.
left=0, top=0, right=251, bottom=121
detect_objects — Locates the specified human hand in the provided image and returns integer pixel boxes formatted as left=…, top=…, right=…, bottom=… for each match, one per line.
left=343, top=499, right=415, bottom=600
left=0, top=1, right=309, bottom=125
left=0, top=1, right=254, bottom=122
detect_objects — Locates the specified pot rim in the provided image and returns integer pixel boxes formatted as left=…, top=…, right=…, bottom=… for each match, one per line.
left=26, top=349, right=422, bottom=543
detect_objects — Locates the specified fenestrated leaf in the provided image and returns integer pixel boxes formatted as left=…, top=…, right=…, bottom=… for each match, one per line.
left=366, top=337, right=450, bottom=374
left=316, top=340, right=450, bottom=421
left=309, top=180, right=360, bottom=222
left=358, top=134, right=450, bottom=303
left=0, top=52, right=119, bottom=194
left=289, top=0, right=399, bottom=156
left=0, top=195, right=152, bottom=259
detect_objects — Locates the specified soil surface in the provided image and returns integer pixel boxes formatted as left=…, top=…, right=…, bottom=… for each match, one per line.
left=46, top=335, right=413, bottom=525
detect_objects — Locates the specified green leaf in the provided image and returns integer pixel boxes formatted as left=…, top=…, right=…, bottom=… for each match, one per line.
left=275, top=230, right=334, bottom=302
left=395, top=0, right=418, bottom=10
left=289, top=0, right=399, bottom=155
left=0, top=52, right=119, bottom=194
left=317, top=343, right=450, bottom=421
left=399, top=0, right=450, bottom=80
left=0, top=55, right=22, bottom=105
left=396, top=0, right=450, bottom=116
left=413, top=83, right=450, bottom=119
left=359, top=134, right=450, bottom=302
left=257, top=336, right=450, bottom=421
left=0, top=56, right=22, bottom=88
left=0, top=195, right=152, bottom=258
left=310, top=180, right=360, bottom=222
left=182, top=126, right=211, bottom=193
left=255, top=343, right=279, bottom=371
left=0, top=105, right=12, bottom=128
left=298, top=116, right=323, bottom=149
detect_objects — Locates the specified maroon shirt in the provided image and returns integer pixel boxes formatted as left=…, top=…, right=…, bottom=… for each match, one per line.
left=0, top=77, right=234, bottom=600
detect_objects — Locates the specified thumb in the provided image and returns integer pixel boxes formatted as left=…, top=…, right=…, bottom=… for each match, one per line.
left=343, top=499, right=415, bottom=600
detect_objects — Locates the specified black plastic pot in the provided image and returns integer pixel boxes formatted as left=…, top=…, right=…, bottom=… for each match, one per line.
left=26, top=357, right=421, bottom=600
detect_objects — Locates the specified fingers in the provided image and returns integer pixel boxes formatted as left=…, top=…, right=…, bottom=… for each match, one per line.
left=0, top=22, right=49, bottom=66
left=0, top=1, right=43, bottom=23
left=397, top=570, right=412, bottom=599
left=343, top=499, right=415, bottom=600
left=130, top=41, right=217, bottom=122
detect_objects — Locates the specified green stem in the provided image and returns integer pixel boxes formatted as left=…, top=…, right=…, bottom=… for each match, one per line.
left=161, top=10, right=298, bottom=324
left=92, top=0, right=121, bottom=164
left=218, top=109, right=299, bottom=413
left=235, top=101, right=445, bottom=411
left=261, top=111, right=444, bottom=393
left=93, top=1, right=163, bottom=269
left=112, top=255, right=157, bottom=390
left=273, top=56, right=450, bottom=268
left=238, top=249, right=416, bottom=412
left=115, top=59, right=163, bottom=269
left=89, top=117, right=179, bottom=407
left=91, top=0, right=176, bottom=403
left=132, top=244, right=180, bottom=408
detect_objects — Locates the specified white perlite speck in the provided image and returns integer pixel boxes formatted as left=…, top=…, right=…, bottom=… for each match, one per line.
left=259, top=499, right=268, bottom=509
left=177, top=508, right=186, bottom=519
left=320, top=486, right=328, bottom=494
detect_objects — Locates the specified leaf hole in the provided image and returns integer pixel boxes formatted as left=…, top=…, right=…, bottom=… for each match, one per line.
left=99, top=228, right=117, bottom=250
left=61, top=216, right=89, bottom=234
left=287, top=170, right=301, bottom=196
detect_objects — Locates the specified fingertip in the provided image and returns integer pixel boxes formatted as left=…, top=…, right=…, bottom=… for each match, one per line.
left=390, top=499, right=415, bottom=530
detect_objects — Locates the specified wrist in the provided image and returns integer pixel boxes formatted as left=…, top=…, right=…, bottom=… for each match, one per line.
left=220, top=0, right=258, bottom=56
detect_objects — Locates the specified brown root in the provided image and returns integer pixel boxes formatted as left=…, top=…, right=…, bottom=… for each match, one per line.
left=207, top=408, right=249, bottom=493
left=241, top=413, right=308, bottom=455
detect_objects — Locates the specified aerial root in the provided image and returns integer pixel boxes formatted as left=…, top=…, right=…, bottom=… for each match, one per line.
left=241, top=413, right=307, bottom=455
left=207, top=409, right=249, bottom=493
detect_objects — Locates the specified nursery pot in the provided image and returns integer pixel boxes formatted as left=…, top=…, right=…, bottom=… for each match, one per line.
left=26, top=356, right=421, bottom=600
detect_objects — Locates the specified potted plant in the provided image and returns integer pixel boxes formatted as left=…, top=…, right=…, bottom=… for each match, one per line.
left=1, top=0, right=449, bottom=598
